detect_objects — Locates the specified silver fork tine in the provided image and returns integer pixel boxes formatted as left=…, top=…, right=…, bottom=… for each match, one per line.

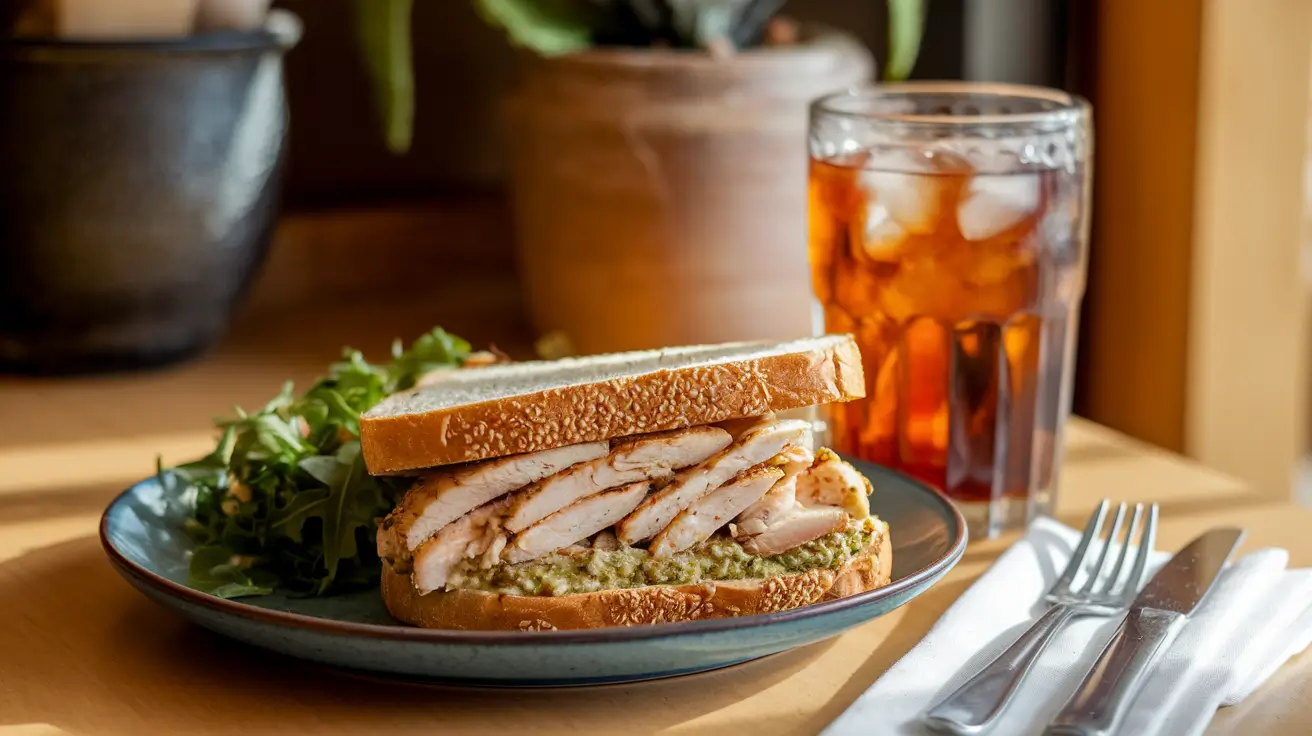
left=1049, top=499, right=1109, bottom=598
left=1098, top=503, right=1143, bottom=595
left=1077, top=502, right=1126, bottom=595
left=1122, top=503, right=1159, bottom=602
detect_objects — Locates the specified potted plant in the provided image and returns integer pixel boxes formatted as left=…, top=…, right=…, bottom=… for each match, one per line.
left=356, top=1, right=923, bottom=355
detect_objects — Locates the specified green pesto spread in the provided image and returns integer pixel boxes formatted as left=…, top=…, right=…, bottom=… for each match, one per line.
left=446, top=517, right=879, bottom=597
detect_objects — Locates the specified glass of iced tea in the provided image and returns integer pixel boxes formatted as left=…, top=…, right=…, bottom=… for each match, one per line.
left=807, top=83, right=1091, bottom=538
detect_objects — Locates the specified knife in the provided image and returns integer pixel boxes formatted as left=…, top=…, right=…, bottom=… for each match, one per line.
left=1043, top=527, right=1245, bottom=736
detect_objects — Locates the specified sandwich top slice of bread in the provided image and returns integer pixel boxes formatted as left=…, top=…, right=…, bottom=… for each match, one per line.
left=360, top=335, right=865, bottom=475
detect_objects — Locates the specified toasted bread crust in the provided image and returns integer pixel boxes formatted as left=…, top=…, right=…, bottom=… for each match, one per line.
left=360, top=337, right=864, bottom=475
left=380, top=521, right=890, bottom=631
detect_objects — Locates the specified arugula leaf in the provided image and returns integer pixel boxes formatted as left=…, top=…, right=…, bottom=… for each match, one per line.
left=169, top=426, right=235, bottom=487
left=318, top=441, right=367, bottom=592
left=189, top=545, right=276, bottom=598
left=387, top=327, right=473, bottom=392
left=169, top=327, right=471, bottom=598
left=268, top=487, right=330, bottom=544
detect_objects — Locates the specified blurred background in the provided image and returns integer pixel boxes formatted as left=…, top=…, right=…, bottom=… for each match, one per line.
left=2, top=0, right=1310, bottom=507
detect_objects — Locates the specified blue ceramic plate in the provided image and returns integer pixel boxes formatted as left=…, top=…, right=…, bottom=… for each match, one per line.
left=101, top=458, right=966, bottom=687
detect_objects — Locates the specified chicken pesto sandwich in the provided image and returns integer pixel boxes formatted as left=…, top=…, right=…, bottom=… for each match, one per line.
left=358, top=335, right=891, bottom=631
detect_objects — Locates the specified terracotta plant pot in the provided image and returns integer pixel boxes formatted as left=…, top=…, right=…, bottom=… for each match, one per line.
left=504, top=29, right=872, bottom=355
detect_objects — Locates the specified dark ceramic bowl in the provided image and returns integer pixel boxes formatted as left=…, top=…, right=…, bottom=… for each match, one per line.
left=0, top=12, right=301, bottom=374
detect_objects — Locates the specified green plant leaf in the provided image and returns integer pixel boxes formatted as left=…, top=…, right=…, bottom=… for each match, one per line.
left=474, top=0, right=594, bottom=56
left=883, top=0, right=924, bottom=81
left=353, top=0, right=415, bottom=154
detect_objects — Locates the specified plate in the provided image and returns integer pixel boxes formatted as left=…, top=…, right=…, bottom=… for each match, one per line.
left=101, top=458, right=966, bottom=687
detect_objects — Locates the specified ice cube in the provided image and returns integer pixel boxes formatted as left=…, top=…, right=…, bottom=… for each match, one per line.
left=858, top=170, right=943, bottom=235
left=957, top=174, right=1041, bottom=241
left=853, top=202, right=909, bottom=261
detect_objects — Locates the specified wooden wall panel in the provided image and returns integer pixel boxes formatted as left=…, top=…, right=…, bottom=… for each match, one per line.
left=1185, top=0, right=1312, bottom=498
left=1080, top=0, right=1202, bottom=453
left=1083, top=0, right=1312, bottom=499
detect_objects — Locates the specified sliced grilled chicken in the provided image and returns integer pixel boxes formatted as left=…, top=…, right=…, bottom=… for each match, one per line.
left=378, top=441, right=608, bottom=561
left=735, top=446, right=814, bottom=535
left=502, top=426, right=731, bottom=533
left=735, top=447, right=870, bottom=555
left=770, top=445, right=816, bottom=476
left=504, top=481, right=650, bottom=564
left=796, top=448, right=873, bottom=519
left=411, top=497, right=512, bottom=595
left=735, top=474, right=800, bottom=537
left=616, top=419, right=811, bottom=544
left=739, top=506, right=849, bottom=556
left=649, top=466, right=784, bottom=558
left=591, top=529, right=622, bottom=551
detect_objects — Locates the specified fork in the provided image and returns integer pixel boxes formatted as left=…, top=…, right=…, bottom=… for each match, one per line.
left=922, top=500, right=1159, bottom=735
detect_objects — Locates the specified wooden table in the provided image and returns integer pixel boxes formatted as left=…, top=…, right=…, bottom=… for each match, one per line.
left=2, top=301, right=1310, bottom=735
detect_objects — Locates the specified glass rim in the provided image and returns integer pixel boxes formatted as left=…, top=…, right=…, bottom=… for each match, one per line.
left=811, top=81, right=1090, bottom=129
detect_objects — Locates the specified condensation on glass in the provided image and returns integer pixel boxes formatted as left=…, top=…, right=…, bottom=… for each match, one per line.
left=807, top=83, right=1091, bottom=538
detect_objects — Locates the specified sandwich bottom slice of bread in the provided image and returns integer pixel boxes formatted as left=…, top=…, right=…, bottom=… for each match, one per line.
left=381, top=518, right=891, bottom=631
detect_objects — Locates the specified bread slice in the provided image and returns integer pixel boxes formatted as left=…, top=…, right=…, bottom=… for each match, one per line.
left=361, top=335, right=865, bottom=475
left=380, top=520, right=891, bottom=631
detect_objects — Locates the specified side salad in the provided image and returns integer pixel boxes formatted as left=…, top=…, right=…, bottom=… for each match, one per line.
left=162, top=328, right=472, bottom=598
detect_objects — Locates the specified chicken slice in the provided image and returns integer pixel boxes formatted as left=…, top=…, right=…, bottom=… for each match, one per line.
left=591, top=529, right=622, bottom=551
left=735, top=473, right=800, bottom=537
left=378, top=441, right=608, bottom=561
left=411, top=497, right=512, bottom=595
left=734, top=448, right=869, bottom=555
left=735, top=446, right=814, bottom=534
left=739, top=506, right=849, bottom=556
left=649, top=466, right=784, bottom=558
left=616, top=419, right=811, bottom=544
left=769, top=445, right=817, bottom=476
left=504, top=481, right=650, bottom=564
left=502, top=426, right=730, bottom=533
left=795, top=447, right=873, bottom=519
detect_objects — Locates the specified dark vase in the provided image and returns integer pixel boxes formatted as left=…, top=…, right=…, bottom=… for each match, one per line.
left=0, top=11, right=301, bottom=375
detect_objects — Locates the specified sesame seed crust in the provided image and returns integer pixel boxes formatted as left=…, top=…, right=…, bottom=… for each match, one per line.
left=361, top=336, right=865, bottom=475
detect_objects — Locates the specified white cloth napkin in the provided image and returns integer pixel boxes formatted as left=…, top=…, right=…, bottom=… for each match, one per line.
left=823, top=516, right=1312, bottom=736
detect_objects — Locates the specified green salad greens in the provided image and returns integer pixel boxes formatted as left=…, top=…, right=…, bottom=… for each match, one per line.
left=162, top=328, right=472, bottom=599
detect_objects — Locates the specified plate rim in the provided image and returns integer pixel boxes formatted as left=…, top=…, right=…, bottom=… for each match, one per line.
left=101, top=461, right=967, bottom=645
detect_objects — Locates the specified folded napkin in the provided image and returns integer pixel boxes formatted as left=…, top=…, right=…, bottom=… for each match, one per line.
left=823, top=516, right=1312, bottom=736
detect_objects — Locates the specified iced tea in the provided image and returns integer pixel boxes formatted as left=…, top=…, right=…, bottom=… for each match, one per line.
left=808, top=85, right=1090, bottom=535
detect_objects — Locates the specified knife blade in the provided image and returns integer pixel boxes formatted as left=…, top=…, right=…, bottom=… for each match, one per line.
left=1044, top=528, right=1245, bottom=736
left=1131, top=527, right=1244, bottom=614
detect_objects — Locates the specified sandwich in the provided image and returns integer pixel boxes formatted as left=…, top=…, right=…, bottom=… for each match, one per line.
left=358, top=335, right=891, bottom=631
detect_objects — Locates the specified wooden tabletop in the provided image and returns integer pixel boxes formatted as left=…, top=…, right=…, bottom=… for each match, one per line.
left=2, top=301, right=1310, bottom=735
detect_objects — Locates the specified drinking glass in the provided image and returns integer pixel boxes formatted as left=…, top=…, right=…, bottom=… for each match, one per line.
left=807, top=83, right=1092, bottom=538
